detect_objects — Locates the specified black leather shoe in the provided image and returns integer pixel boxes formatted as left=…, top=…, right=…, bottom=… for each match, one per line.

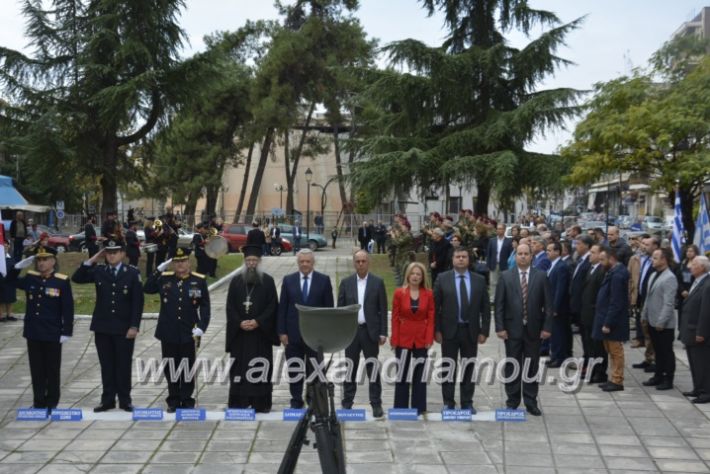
left=589, top=376, right=608, bottom=384
left=506, top=402, right=519, bottom=410
left=692, top=396, right=710, bottom=404
left=166, top=406, right=177, bottom=413
left=372, top=405, right=384, bottom=418
left=602, top=383, right=624, bottom=392
left=632, top=361, right=650, bottom=369
left=547, top=360, right=563, bottom=368
left=642, top=376, right=661, bottom=386
left=119, top=404, right=134, bottom=412
left=290, top=400, right=305, bottom=409
left=93, top=404, right=115, bottom=413
left=683, top=390, right=700, bottom=397
left=341, top=401, right=353, bottom=410
left=461, top=404, right=477, bottom=415
left=656, top=381, right=673, bottom=391
left=644, top=364, right=657, bottom=373
left=526, top=405, right=542, bottom=416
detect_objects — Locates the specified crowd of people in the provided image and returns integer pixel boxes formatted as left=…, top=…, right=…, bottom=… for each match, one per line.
left=4, top=205, right=710, bottom=419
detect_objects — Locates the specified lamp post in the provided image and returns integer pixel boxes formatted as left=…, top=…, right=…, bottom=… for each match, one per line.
left=305, top=168, right=313, bottom=242
left=274, top=183, right=285, bottom=210
left=311, top=176, right=339, bottom=218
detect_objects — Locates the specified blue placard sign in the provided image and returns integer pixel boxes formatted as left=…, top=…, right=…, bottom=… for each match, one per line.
left=283, top=408, right=307, bottom=421
left=176, top=408, right=206, bottom=421
left=442, top=409, right=472, bottom=422
left=388, top=408, right=419, bottom=421
left=336, top=409, right=366, bottom=422
left=224, top=408, right=256, bottom=421
left=495, top=409, right=527, bottom=422
left=50, top=408, right=82, bottom=421
left=133, top=408, right=164, bottom=421
left=16, top=408, right=49, bottom=421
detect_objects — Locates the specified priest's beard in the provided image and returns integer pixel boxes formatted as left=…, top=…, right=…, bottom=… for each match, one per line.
left=244, top=266, right=262, bottom=285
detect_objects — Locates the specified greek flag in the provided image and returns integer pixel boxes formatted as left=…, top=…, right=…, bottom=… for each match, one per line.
left=694, top=193, right=710, bottom=255
left=672, top=191, right=685, bottom=262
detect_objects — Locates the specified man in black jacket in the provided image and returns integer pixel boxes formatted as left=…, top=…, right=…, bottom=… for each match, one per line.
left=338, top=250, right=388, bottom=417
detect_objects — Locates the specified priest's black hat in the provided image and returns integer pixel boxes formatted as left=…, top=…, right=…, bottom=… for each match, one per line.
left=241, top=245, right=262, bottom=258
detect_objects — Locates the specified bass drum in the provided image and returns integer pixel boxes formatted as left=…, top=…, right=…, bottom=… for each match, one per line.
left=205, top=235, right=229, bottom=259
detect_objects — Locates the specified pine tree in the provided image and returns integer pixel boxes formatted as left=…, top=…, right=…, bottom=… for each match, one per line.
left=352, top=0, right=583, bottom=215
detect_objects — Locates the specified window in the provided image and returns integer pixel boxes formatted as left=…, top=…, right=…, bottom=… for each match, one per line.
left=449, top=197, right=461, bottom=214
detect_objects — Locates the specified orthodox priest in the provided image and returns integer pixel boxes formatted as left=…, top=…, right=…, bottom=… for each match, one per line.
left=226, top=245, right=279, bottom=411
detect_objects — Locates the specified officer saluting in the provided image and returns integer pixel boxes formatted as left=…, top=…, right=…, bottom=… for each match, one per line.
left=6, top=246, right=73, bottom=413
left=72, top=239, right=144, bottom=412
left=144, top=247, right=210, bottom=412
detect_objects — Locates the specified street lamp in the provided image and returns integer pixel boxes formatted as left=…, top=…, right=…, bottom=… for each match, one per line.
left=311, top=176, right=340, bottom=218
left=305, top=168, right=313, bottom=242
left=274, top=183, right=285, bottom=209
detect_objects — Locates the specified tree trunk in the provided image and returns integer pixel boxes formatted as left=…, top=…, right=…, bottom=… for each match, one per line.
left=284, top=129, right=293, bottom=216
left=333, top=126, right=347, bottom=211
left=475, top=182, right=491, bottom=216
left=245, top=128, right=275, bottom=218
left=183, top=192, right=199, bottom=227
left=234, top=142, right=254, bottom=222
left=205, top=184, right=219, bottom=219
left=285, top=102, right=316, bottom=218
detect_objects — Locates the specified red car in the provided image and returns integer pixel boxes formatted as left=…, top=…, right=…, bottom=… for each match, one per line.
left=220, top=224, right=292, bottom=256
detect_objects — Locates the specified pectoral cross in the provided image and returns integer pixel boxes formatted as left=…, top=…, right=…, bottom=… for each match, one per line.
left=243, top=296, right=253, bottom=314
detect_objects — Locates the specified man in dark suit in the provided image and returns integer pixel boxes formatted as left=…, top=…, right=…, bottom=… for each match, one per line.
left=85, top=215, right=99, bottom=258
left=277, top=249, right=334, bottom=408
left=486, top=223, right=513, bottom=299
left=530, top=236, right=551, bottom=272
left=580, top=243, right=607, bottom=383
left=72, top=239, right=144, bottom=412
left=546, top=241, right=572, bottom=368
left=679, top=256, right=710, bottom=403
left=246, top=220, right=266, bottom=248
left=434, top=247, right=490, bottom=412
left=338, top=250, right=388, bottom=417
left=495, top=243, right=551, bottom=416
left=357, top=222, right=371, bottom=251
left=569, top=235, right=594, bottom=358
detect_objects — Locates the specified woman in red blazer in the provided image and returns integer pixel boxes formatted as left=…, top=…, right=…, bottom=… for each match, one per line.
left=391, top=261, right=434, bottom=415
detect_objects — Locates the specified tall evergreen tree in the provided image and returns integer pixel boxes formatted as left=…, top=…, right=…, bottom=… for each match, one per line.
left=0, top=0, right=191, bottom=215
left=351, top=0, right=583, bottom=214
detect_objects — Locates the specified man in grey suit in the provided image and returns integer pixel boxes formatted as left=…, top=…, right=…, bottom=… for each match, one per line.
left=679, top=256, right=710, bottom=404
left=495, top=243, right=552, bottom=416
left=339, top=250, right=388, bottom=417
left=640, top=248, right=678, bottom=390
left=434, top=247, right=490, bottom=412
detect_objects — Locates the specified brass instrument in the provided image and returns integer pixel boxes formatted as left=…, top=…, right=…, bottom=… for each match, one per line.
left=204, top=227, right=228, bottom=259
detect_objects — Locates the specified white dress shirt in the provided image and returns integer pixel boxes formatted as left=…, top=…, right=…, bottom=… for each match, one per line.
left=357, top=273, right=368, bottom=324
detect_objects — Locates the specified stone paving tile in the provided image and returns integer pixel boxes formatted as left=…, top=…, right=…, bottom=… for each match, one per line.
left=654, top=459, right=710, bottom=472
left=605, top=456, right=659, bottom=470
left=0, top=465, right=44, bottom=474
left=36, top=464, right=92, bottom=473
left=646, top=445, right=700, bottom=460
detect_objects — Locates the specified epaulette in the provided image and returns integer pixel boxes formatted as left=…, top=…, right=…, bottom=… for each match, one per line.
left=54, top=273, right=69, bottom=280
left=191, top=271, right=206, bottom=279
left=162, top=271, right=175, bottom=276
left=27, top=270, right=40, bottom=276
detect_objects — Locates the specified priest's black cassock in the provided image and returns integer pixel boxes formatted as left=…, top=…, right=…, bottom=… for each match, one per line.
left=225, top=270, right=279, bottom=411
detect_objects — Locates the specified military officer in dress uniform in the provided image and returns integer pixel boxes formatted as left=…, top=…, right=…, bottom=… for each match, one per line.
left=72, top=239, right=144, bottom=412
left=7, top=246, right=73, bottom=412
left=144, top=247, right=210, bottom=412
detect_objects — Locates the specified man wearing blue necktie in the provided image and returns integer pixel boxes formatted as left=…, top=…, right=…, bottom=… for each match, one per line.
left=277, top=249, right=334, bottom=408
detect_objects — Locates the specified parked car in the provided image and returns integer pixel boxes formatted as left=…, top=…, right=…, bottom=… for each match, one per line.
left=277, top=224, right=327, bottom=251
left=36, top=224, right=69, bottom=237
left=642, top=216, right=664, bottom=232
left=67, top=225, right=100, bottom=252
left=46, top=235, right=71, bottom=253
left=220, top=224, right=292, bottom=256
left=615, top=215, right=632, bottom=229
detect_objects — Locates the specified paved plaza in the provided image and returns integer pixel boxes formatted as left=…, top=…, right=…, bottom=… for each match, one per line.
left=0, top=249, right=709, bottom=473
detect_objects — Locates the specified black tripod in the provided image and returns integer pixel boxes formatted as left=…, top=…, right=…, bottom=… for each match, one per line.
left=278, top=349, right=346, bottom=474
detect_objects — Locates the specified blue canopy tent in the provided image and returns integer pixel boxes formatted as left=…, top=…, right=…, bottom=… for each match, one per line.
left=0, top=175, right=50, bottom=213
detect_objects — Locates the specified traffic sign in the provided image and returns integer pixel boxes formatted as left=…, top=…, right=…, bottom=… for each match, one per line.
left=56, top=210, right=65, bottom=220
left=56, top=201, right=64, bottom=210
